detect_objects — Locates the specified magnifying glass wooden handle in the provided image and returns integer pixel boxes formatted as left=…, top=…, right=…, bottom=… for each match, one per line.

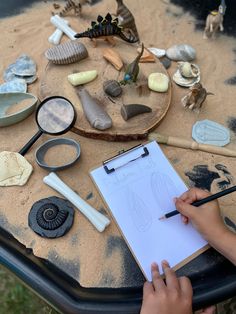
left=19, top=130, right=43, bottom=156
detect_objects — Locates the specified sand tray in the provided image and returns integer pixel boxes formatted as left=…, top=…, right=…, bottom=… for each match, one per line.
left=39, top=41, right=171, bottom=141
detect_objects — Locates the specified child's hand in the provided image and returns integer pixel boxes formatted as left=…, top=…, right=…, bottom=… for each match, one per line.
left=174, top=188, right=227, bottom=242
left=141, top=261, right=192, bottom=314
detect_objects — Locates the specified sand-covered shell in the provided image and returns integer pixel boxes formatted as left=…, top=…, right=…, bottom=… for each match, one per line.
left=178, top=62, right=200, bottom=78
left=0, top=78, right=27, bottom=93
left=121, top=104, right=152, bottom=121
left=12, top=54, right=37, bottom=76
left=148, top=73, right=169, bottom=92
left=103, top=80, right=122, bottom=97
left=0, top=151, right=33, bottom=186
left=166, top=44, right=196, bottom=61
left=28, top=196, right=74, bottom=238
left=147, top=47, right=166, bottom=58
left=173, top=68, right=200, bottom=87
left=45, top=41, right=88, bottom=64
left=76, top=89, right=112, bottom=130
left=192, top=120, right=230, bottom=147
left=68, top=70, right=97, bottom=86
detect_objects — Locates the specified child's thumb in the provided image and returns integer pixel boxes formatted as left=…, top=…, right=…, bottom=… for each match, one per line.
left=175, top=198, right=196, bottom=219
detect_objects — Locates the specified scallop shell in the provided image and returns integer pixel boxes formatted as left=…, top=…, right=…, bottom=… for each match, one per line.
left=45, top=41, right=88, bottom=65
left=192, top=120, right=230, bottom=147
left=178, top=62, right=200, bottom=78
left=173, top=68, right=200, bottom=87
left=0, top=78, right=27, bottom=93
left=28, top=196, right=74, bottom=238
left=166, top=44, right=196, bottom=61
left=12, top=54, right=37, bottom=76
left=103, top=80, right=122, bottom=97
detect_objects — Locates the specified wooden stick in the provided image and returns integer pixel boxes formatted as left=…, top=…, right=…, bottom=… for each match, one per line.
left=149, top=132, right=236, bottom=158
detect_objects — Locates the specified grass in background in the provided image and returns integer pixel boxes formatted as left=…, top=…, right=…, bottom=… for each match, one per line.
left=0, top=266, right=58, bottom=314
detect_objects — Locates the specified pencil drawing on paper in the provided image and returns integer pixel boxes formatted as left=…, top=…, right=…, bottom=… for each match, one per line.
left=151, top=172, right=178, bottom=216
left=127, top=189, right=153, bottom=232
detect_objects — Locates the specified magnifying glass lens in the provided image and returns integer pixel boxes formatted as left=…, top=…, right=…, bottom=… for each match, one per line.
left=37, top=98, right=75, bottom=134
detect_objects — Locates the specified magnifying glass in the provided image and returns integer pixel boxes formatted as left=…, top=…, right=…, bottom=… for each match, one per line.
left=19, top=96, right=76, bottom=156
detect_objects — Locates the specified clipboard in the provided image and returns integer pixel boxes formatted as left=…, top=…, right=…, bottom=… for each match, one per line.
left=90, top=141, right=209, bottom=280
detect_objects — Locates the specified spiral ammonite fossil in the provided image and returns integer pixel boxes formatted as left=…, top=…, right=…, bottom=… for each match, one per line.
left=28, top=196, right=74, bottom=238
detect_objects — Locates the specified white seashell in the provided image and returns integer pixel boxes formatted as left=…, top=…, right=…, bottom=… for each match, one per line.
left=173, top=69, right=200, bottom=87
left=178, top=62, right=200, bottom=78
left=192, top=120, right=230, bottom=147
left=68, top=70, right=98, bottom=86
left=148, top=73, right=169, bottom=92
left=0, top=151, right=33, bottom=186
left=0, top=78, right=27, bottom=93
left=166, top=44, right=196, bottom=61
left=147, top=47, right=166, bottom=58
left=12, top=54, right=37, bottom=77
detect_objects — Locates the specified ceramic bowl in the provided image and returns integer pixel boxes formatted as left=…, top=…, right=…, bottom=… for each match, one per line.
left=0, top=92, right=38, bottom=127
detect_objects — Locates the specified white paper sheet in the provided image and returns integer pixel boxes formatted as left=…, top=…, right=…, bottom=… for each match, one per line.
left=90, top=141, right=207, bottom=280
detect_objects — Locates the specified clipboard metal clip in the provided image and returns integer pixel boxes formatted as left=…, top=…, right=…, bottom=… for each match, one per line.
left=103, top=144, right=149, bottom=174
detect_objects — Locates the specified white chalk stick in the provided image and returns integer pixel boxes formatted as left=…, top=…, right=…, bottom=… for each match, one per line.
left=50, top=15, right=77, bottom=41
left=48, top=19, right=69, bottom=45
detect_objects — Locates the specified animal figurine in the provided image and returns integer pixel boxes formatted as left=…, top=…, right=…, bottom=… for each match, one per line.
left=181, top=83, right=214, bottom=112
left=74, top=13, right=138, bottom=46
left=203, top=0, right=227, bottom=39
left=114, top=0, right=140, bottom=42
left=120, top=43, right=144, bottom=85
left=54, top=0, right=90, bottom=17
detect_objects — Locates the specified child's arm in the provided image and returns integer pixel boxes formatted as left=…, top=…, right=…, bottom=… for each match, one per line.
left=175, top=187, right=236, bottom=265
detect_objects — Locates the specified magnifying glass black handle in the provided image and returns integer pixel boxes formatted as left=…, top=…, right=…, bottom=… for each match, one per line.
left=19, top=130, right=43, bottom=156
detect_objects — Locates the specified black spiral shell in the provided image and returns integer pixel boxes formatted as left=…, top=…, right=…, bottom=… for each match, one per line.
left=28, top=196, right=74, bottom=238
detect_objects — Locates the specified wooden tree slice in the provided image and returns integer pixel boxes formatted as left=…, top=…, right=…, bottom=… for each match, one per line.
left=39, top=41, right=171, bottom=141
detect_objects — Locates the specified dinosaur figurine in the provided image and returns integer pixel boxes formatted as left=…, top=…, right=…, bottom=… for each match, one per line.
left=54, top=0, right=89, bottom=17
left=203, top=0, right=227, bottom=39
left=181, top=82, right=214, bottom=112
left=114, top=0, right=140, bottom=42
left=74, top=13, right=139, bottom=46
left=119, top=43, right=144, bottom=85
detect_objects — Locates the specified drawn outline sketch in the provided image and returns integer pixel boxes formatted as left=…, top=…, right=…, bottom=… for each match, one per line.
left=151, top=172, right=178, bottom=217
left=126, top=188, right=153, bottom=232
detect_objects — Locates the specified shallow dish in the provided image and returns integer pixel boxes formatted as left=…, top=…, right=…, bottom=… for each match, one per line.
left=0, top=92, right=38, bottom=127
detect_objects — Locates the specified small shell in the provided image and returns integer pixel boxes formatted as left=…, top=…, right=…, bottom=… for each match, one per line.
left=147, top=47, right=166, bottom=58
left=103, top=80, right=122, bottom=97
left=178, top=62, right=200, bottom=78
left=148, top=73, right=169, bottom=92
left=0, top=78, right=27, bottom=93
left=121, top=104, right=152, bottom=121
left=103, top=48, right=123, bottom=71
left=173, top=68, right=200, bottom=87
left=45, top=41, right=88, bottom=64
left=68, top=70, right=97, bottom=86
left=12, top=54, right=37, bottom=76
left=192, top=120, right=230, bottom=146
left=137, top=47, right=156, bottom=63
left=166, top=44, right=196, bottom=61
left=4, top=57, right=37, bottom=84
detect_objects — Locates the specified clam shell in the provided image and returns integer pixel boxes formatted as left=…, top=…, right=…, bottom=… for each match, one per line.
left=12, top=54, right=37, bottom=76
left=173, top=68, right=200, bottom=87
left=45, top=41, right=88, bottom=65
left=68, top=70, right=97, bottom=86
left=148, top=73, right=169, bottom=92
left=0, top=78, right=27, bottom=93
left=192, top=120, right=230, bottom=147
left=4, top=59, right=37, bottom=84
left=178, top=62, right=200, bottom=78
left=166, top=44, right=196, bottom=61
left=103, top=80, right=122, bottom=97
left=147, top=47, right=166, bottom=58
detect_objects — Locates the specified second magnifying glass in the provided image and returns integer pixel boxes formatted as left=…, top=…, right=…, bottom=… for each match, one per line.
left=19, top=96, right=76, bottom=156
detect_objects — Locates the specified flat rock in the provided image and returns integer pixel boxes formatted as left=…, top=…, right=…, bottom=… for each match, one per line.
left=12, top=54, right=37, bottom=76
left=0, top=78, right=27, bottom=93
left=166, top=44, right=196, bottom=61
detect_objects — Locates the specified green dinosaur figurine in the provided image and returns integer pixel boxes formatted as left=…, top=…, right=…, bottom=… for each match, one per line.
left=119, top=43, right=144, bottom=85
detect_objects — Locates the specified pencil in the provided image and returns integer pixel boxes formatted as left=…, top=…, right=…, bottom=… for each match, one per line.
left=159, top=185, right=236, bottom=220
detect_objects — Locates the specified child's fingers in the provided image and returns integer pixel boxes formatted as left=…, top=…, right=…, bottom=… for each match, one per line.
left=179, top=276, right=193, bottom=299
left=143, top=281, right=154, bottom=298
left=161, top=260, right=180, bottom=290
left=151, top=262, right=165, bottom=290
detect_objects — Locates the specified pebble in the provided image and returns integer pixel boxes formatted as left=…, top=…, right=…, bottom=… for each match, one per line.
left=103, top=80, right=122, bottom=97
left=148, top=73, right=169, bottom=92
left=159, top=56, right=171, bottom=69
left=166, top=44, right=196, bottom=61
